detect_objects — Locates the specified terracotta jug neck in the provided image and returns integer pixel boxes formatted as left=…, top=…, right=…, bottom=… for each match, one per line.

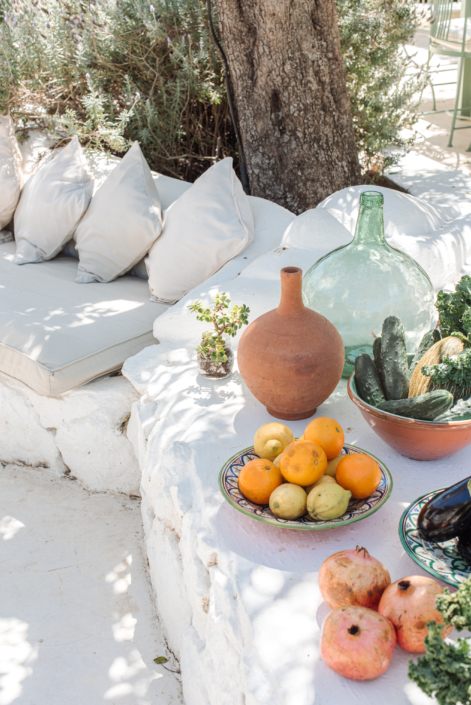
left=277, top=267, right=305, bottom=316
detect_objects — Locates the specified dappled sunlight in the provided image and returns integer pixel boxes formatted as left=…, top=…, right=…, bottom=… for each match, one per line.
left=0, top=618, right=36, bottom=705
left=108, top=650, right=149, bottom=684
left=248, top=577, right=319, bottom=705
left=105, top=554, right=132, bottom=595
left=102, top=552, right=164, bottom=704
left=69, top=300, right=144, bottom=328
left=112, top=614, right=136, bottom=643
left=0, top=517, right=24, bottom=541
left=105, top=649, right=162, bottom=702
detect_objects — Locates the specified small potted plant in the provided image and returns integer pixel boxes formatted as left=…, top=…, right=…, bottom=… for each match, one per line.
left=188, top=293, right=250, bottom=379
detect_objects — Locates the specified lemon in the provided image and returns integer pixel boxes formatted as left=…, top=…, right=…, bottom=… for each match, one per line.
left=305, top=475, right=337, bottom=494
left=273, top=453, right=282, bottom=468
left=324, top=452, right=346, bottom=478
left=307, top=483, right=352, bottom=521
left=269, top=483, right=307, bottom=520
left=254, top=422, right=295, bottom=461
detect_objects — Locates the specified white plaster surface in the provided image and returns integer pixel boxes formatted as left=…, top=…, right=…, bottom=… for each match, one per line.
left=0, top=462, right=183, bottom=705
left=0, top=371, right=141, bottom=495
left=123, top=184, right=471, bottom=705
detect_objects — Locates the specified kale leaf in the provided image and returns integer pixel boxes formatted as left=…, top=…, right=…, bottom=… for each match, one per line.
left=409, top=576, right=471, bottom=705
left=436, top=275, right=471, bottom=338
left=436, top=580, right=471, bottom=632
left=422, top=349, right=471, bottom=388
left=408, top=623, right=471, bottom=705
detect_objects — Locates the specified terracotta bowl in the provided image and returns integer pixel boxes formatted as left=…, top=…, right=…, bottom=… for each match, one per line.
left=347, top=373, right=471, bottom=461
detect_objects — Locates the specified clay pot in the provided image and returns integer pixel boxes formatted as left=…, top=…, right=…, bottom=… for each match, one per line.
left=348, top=372, right=471, bottom=460
left=237, top=267, right=345, bottom=420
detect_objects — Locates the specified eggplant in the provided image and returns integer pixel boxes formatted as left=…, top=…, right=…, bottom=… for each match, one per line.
left=457, top=526, right=471, bottom=565
left=417, top=476, right=471, bottom=542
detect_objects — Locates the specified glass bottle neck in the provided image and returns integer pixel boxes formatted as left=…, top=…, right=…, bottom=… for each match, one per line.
left=353, top=193, right=386, bottom=247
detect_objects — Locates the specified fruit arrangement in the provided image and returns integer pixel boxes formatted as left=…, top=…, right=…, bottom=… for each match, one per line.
left=417, top=475, right=471, bottom=565
left=318, top=546, right=452, bottom=681
left=354, top=277, right=471, bottom=422
left=237, top=419, right=382, bottom=522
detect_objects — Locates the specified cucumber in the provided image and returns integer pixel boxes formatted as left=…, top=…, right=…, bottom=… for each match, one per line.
left=355, top=354, right=386, bottom=407
left=435, top=398, right=471, bottom=422
left=410, top=328, right=441, bottom=374
left=377, top=390, right=453, bottom=421
left=373, top=337, right=384, bottom=382
left=381, top=316, right=410, bottom=400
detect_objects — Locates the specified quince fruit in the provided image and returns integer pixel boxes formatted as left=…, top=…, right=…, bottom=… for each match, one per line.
left=307, top=483, right=351, bottom=521
left=305, top=475, right=337, bottom=495
left=254, top=422, right=295, bottom=462
left=325, top=452, right=346, bottom=478
left=269, top=484, right=307, bottom=520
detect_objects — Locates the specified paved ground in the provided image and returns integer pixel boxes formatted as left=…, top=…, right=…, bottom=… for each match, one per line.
left=0, top=464, right=183, bottom=705
left=405, top=28, right=471, bottom=175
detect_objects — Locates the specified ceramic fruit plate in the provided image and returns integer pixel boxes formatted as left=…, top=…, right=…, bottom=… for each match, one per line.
left=219, top=443, right=393, bottom=530
left=399, top=489, right=471, bottom=587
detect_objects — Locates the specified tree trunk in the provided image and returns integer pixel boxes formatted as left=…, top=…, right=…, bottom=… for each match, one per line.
left=212, top=0, right=362, bottom=214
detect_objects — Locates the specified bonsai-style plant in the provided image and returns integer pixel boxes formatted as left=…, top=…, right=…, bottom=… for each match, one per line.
left=188, top=293, right=249, bottom=376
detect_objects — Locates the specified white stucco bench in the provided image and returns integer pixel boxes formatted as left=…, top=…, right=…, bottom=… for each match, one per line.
left=121, top=168, right=471, bottom=705
left=0, top=146, right=295, bottom=493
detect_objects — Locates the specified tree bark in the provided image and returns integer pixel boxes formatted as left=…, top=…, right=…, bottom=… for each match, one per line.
left=212, top=0, right=362, bottom=214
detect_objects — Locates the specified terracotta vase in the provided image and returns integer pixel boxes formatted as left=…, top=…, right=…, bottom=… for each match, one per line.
left=237, top=267, right=345, bottom=420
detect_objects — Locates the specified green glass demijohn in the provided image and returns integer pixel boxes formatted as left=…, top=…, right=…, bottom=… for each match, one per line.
left=302, top=191, right=435, bottom=378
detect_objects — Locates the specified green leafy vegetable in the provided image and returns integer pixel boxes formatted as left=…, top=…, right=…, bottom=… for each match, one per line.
left=436, top=580, right=471, bottom=632
left=408, top=623, right=471, bottom=705
left=422, top=349, right=471, bottom=389
left=436, top=276, right=471, bottom=339
left=408, top=576, right=471, bottom=704
left=435, top=398, right=471, bottom=422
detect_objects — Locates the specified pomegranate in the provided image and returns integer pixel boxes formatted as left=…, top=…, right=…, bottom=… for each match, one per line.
left=321, top=605, right=396, bottom=680
left=378, top=575, right=453, bottom=653
left=319, top=546, right=391, bottom=610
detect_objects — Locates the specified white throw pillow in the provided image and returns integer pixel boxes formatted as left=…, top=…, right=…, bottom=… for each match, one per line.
left=0, top=115, right=23, bottom=231
left=146, top=157, right=254, bottom=304
left=14, top=136, right=93, bottom=265
left=75, top=141, right=162, bottom=283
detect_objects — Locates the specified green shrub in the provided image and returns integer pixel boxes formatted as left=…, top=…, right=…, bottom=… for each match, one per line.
left=0, top=0, right=424, bottom=181
left=0, top=0, right=233, bottom=181
left=338, top=0, right=426, bottom=173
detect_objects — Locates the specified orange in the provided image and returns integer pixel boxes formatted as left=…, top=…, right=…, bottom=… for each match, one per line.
left=279, top=440, right=327, bottom=486
left=238, top=458, right=283, bottom=505
left=304, top=417, right=345, bottom=460
left=335, top=453, right=381, bottom=499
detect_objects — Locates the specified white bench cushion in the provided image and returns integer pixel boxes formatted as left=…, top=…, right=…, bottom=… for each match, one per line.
left=0, top=241, right=169, bottom=395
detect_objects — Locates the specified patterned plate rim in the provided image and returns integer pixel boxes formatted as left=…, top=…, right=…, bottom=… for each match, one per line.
left=218, top=443, right=393, bottom=530
left=399, top=489, right=471, bottom=587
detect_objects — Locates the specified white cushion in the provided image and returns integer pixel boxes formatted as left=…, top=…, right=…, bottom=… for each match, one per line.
left=0, top=240, right=169, bottom=396
left=146, top=157, right=254, bottom=304
left=75, top=141, right=162, bottom=283
left=318, top=185, right=450, bottom=237
left=306, top=185, right=471, bottom=292
left=13, top=136, right=93, bottom=265
left=0, top=115, right=23, bottom=230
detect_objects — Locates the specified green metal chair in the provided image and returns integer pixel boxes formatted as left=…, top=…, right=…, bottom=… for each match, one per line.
left=425, top=0, right=471, bottom=147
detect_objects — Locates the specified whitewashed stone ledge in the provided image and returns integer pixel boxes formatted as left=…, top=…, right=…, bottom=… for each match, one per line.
left=123, top=182, right=471, bottom=705
left=0, top=371, right=141, bottom=494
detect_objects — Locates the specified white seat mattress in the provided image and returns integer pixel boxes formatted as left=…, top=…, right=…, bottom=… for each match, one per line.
left=0, top=241, right=169, bottom=395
